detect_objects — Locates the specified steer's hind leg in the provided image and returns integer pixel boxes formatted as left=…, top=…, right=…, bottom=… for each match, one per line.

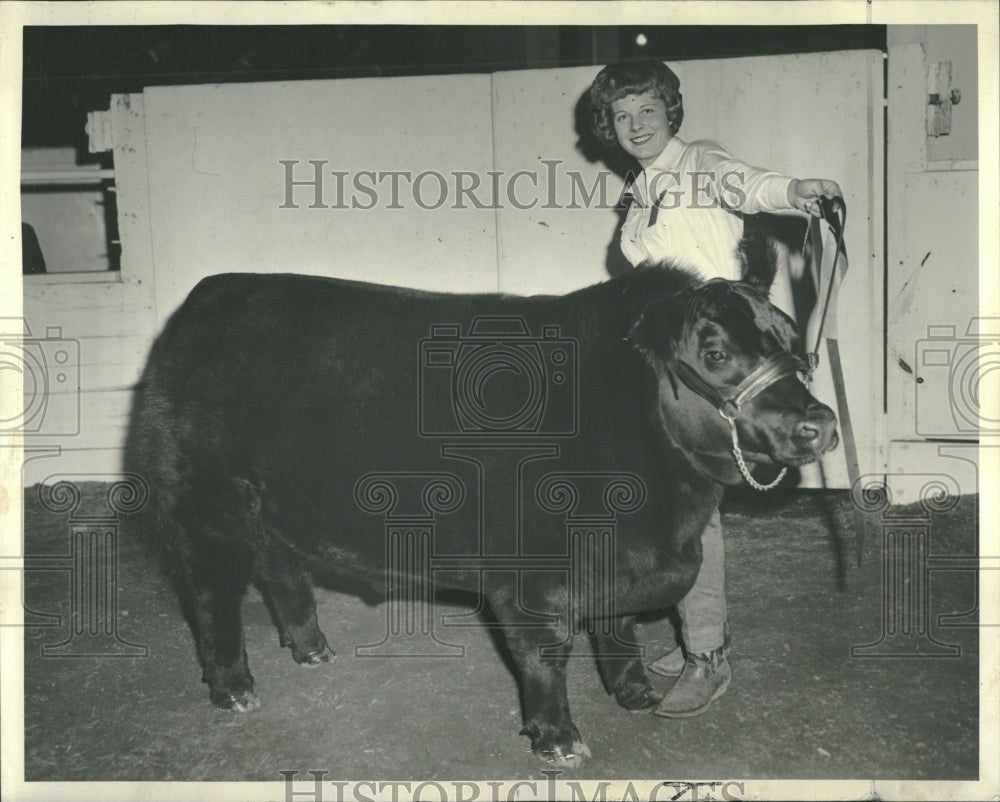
left=173, top=533, right=259, bottom=712
left=255, top=541, right=333, bottom=666
left=491, top=605, right=590, bottom=767
left=591, top=616, right=662, bottom=712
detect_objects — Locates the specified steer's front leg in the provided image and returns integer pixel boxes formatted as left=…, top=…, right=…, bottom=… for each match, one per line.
left=495, top=620, right=591, bottom=768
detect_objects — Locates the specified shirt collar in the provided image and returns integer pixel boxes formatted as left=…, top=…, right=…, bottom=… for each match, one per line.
left=629, top=135, right=687, bottom=203
left=644, top=134, right=687, bottom=173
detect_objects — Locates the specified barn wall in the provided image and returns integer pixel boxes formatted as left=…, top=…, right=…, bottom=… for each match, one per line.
left=23, top=75, right=499, bottom=485
left=24, top=55, right=886, bottom=488
left=490, top=65, right=628, bottom=296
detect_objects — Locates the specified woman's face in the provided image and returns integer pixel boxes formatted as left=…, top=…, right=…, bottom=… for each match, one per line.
left=610, top=91, right=672, bottom=168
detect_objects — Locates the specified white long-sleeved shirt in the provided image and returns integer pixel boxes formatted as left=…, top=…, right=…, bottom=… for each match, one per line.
left=620, top=135, right=796, bottom=279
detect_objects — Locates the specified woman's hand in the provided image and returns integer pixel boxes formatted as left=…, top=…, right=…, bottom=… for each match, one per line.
left=787, top=178, right=843, bottom=216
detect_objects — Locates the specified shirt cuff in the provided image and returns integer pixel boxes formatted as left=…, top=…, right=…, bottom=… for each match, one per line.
left=757, top=175, right=797, bottom=212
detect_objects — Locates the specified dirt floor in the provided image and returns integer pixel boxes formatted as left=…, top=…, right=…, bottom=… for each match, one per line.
left=20, top=483, right=979, bottom=783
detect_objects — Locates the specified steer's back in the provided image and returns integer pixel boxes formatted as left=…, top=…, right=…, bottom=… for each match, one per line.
left=133, top=273, right=577, bottom=462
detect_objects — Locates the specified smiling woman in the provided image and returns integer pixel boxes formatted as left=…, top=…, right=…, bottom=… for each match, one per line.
left=589, top=60, right=841, bottom=282
left=611, top=92, right=674, bottom=168
left=590, top=59, right=684, bottom=150
left=586, top=57, right=844, bottom=720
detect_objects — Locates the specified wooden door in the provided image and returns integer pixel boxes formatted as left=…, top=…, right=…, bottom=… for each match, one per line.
left=885, top=30, right=983, bottom=503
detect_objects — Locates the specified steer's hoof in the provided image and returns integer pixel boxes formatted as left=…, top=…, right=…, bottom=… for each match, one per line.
left=615, top=682, right=663, bottom=712
left=538, top=740, right=592, bottom=769
left=281, top=631, right=335, bottom=666
left=213, top=688, right=260, bottom=713
left=524, top=725, right=592, bottom=769
left=296, top=644, right=335, bottom=667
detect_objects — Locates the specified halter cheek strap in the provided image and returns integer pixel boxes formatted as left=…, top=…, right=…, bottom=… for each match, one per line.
left=672, top=352, right=810, bottom=419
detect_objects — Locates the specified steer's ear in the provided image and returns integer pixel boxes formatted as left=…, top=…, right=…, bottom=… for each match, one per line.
left=738, top=215, right=779, bottom=298
left=627, top=296, right=683, bottom=365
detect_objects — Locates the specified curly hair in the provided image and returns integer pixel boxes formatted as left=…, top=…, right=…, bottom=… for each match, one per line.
left=589, top=60, right=684, bottom=148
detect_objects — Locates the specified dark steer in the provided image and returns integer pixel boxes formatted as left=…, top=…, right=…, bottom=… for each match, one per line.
left=126, top=239, right=838, bottom=767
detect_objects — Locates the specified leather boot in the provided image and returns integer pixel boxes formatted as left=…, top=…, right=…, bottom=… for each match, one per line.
left=653, top=645, right=731, bottom=718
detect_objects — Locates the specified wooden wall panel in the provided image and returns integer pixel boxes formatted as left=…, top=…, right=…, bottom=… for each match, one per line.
left=140, top=75, right=499, bottom=325
left=885, top=29, right=985, bottom=502
left=492, top=65, right=627, bottom=296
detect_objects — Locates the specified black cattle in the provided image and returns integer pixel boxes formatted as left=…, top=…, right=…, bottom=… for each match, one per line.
left=126, top=240, right=837, bottom=767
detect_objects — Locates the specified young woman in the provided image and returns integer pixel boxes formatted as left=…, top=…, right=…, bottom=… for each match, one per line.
left=588, top=59, right=841, bottom=718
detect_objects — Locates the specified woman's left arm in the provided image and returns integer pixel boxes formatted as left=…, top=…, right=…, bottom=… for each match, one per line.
left=694, top=142, right=842, bottom=216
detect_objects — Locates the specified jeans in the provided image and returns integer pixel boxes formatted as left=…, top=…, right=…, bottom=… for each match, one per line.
left=678, top=508, right=727, bottom=654
left=646, top=508, right=727, bottom=656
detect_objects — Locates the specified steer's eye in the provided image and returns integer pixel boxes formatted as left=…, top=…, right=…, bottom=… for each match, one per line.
left=704, top=350, right=729, bottom=364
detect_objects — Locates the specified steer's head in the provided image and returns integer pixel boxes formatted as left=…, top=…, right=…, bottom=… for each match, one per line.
left=628, top=243, right=839, bottom=487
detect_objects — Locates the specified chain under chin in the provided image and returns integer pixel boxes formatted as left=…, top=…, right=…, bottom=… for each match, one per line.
left=720, top=412, right=787, bottom=492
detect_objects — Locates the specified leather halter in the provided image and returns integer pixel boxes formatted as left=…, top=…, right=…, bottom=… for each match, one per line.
left=669, top=351, right=811, bottom=491
left=660, top=267, right=820, bottom=490
left=672, top=351, right=810, bottom=422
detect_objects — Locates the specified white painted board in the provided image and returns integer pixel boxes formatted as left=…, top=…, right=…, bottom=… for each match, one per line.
left=141, top=75, right=499, bottom=324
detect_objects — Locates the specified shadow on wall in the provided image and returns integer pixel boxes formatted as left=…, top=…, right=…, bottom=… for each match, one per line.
left=573, top=89, right=637, bottom=279
left=22, top=224, right=47, bottom=274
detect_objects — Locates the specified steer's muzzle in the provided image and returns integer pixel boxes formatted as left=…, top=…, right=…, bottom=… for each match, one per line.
left=794, top=401, right=839, bottom=455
